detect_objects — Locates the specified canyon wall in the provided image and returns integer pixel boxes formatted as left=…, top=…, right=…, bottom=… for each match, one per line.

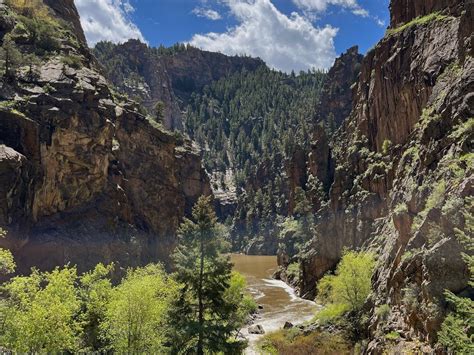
left=292, top=0, right=473, bottom=350
left=92, top=40, right=265, bottom=131
left=0, top=1, right=211, bottom=273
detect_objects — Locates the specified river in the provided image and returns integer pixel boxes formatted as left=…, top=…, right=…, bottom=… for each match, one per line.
left=230, top=254, right=318, bottom=354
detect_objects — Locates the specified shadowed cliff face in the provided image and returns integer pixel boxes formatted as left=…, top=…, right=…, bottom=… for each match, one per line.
left=0, top=1, right=211, bottom=274
left=292, top=0, right=473, bottom=350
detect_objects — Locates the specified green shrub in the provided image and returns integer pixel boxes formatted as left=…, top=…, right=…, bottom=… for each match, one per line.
left=316, top=303, right=350, bottom=324
left=385, top=331, right=400, bottom=341
left=61, top=55, right=83, bottom=69
left=316, top=251, right=376, bottom=315
left=259, top=328, right=351, bottom=355
left=382, top=139, right=392, bottom=155
left=286, top=262, right=300, bottom=280
left=412, top=181, right=446, bottom=232
left=375, top=304, right=391, bottom=321
left=394, top=202, right=408, bottom=214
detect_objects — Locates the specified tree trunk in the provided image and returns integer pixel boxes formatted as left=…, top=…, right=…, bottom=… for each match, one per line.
left=197, top=233, right=204, bottom=355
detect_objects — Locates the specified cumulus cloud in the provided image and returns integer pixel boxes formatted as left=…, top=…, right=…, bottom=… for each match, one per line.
left=192, top=7, right=222, bottom=20
left=293, top=0, right=369, bottom=17
left=75, top=0, right=145, bottom=46
left=189, top=0, right=338, bottom=72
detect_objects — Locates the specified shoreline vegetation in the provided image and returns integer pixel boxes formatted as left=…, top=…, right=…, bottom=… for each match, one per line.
left=0, top=197, right=257, bottom=353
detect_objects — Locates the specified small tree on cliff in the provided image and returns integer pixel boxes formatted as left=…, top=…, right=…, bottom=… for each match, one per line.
left=169, top=195, right=242, bottom=354
left=0, top=36, right=22, bottom=80
left=154, top=101, right=165, bottom=124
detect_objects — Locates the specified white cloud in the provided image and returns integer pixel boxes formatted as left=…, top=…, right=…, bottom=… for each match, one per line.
left=189, top=0, right=338, bottom=72
left=192, top=7, right=222, bottom=20
left=352, top=8, right=369, bottom=17
left=375, top=16, right=386, bottom=27
left=75, top=0, right=145, bottom=46
left=293, top=0, right=369, bottom=17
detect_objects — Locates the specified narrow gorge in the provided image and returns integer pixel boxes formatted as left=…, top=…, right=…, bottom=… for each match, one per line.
left=0, top=0, right=472, bottom=353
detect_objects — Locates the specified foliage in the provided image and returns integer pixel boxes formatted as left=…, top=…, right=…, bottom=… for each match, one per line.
left=170, top=195, right=245, bottom=354
left=19, top=15, right=61, bottom=54
left=385, top=331, right=400, bottom=341
left=278, top=188, right=315, bottom=260
left=316, top=251, right=376, bottom=313
left=6, top=0, right=50, bottom=19
left=185, top=66, right=325, bottom=249
left=61, top=55, right=83, bottom=69
left=286, top=262, right=300, bottom=280
left=0, top=266, right=82, bottom=353
left=412, top=181, right=446, bottom=232
left=316, top=303, right=350, bottom=324
left=101, top=264, right=178, bottom=353
left=223, top=271, right=257, bottom=331
left=375, top=304, right=391, bottom=321
left=0, top=36, right=22, bottom=79
left=154, top=100, right=166, bottom=124
left=258, top=328, right=351, bottom=355
left=382, top=139, right=392, bottom=155
left=438, top=198, right=474, bottom=353
left=386, top=12, right=450, bottom=36
left=0, top=228, right=15, bottom=275
left=79, top=263, right=113, bottom=351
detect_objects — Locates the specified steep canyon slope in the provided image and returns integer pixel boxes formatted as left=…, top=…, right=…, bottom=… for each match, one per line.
left=0, top=0, right=210, bottom=273
left=92, top=40, right=265, bottom=131
left=280, top=0, right=473, bottom=351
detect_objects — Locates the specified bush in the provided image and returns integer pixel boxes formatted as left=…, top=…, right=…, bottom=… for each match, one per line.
left=382, top=139, right=392, bottom=155
left=6, top=0, right=50, bottom=19
left=61, top=55, right=83, bottom=69
left=385, top=331, right=400, bottom=341
left=316, top=251, right=376, bottom=314
left=20, top=16, right=61, bottom=54
left=286, top=262, right=300, bottom=280
left=259, top=328, right=351, bottom=354
left=375, top=304, right=391, bottom=321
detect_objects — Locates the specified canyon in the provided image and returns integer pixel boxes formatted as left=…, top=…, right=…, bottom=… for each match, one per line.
left=0, top=0, right=472, bottom=352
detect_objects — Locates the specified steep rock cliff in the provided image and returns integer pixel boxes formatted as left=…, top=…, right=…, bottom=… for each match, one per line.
left=0, top=0, right=210, bottom=274
left=295, top=0, right=472, bottom=351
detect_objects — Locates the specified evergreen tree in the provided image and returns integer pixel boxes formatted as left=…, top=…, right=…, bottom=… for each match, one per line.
left=170, top=195, right=239, bottom=354
left=0, top=36, right=22, bottom=79
left=154, top=100, right=166, bottom=124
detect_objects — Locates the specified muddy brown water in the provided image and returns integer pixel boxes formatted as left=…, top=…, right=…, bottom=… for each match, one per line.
left=230, top=254, right=318, bottom=353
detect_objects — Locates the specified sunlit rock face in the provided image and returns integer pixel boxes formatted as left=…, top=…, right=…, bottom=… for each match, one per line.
left=0, top=0, right=211, bottom=274
left=292, top=0, right=473, bottom=350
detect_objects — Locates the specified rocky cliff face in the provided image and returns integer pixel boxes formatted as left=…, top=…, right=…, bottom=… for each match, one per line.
left=292, top=0, right=473, bottom=351
left=0, top=0, right=210, bottom=274
left=92, top=40, right=265, bottom=131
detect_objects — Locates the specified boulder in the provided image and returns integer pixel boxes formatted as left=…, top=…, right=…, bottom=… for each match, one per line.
left=248, top=325, right=265, bottom=335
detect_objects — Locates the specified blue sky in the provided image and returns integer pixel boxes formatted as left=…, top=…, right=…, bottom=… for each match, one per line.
left=75, top=0, right=390, bottom=72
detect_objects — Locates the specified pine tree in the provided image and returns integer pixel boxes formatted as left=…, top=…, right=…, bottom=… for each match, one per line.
left=154, top=101, right=165, bottom=124
left=170, top=196, right=240, bottom=354
left=0, top=36, right=22, bottom=79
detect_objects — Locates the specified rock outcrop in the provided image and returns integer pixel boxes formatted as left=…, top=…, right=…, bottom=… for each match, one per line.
left=0, top=1, right=210, bottom=274
left=316, top=46, right=363, bottom=127
left=291, top=0, right=473, bottom=351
